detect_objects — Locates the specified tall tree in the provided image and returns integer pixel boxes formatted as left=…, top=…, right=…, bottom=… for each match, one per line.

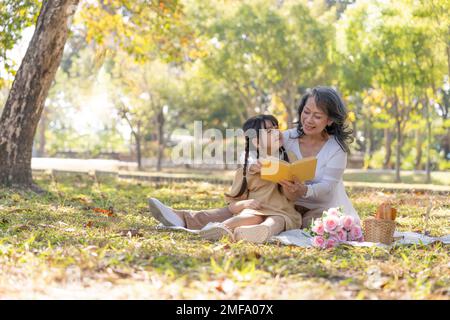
left=0, top=0, right=79, bottom=187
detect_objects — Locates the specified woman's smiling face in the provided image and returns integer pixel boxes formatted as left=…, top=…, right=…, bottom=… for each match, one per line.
left=301, top=97, right=333, bottom=136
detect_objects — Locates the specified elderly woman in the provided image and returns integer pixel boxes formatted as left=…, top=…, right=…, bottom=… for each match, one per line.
left=148, top=86, right=360, bottom=234
left=277, top=86, right=360, bottom=227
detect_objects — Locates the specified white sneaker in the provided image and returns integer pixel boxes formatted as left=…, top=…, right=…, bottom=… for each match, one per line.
left=148, top=198, right=185, bottom=227
left=199, top=222, right=234, bottom=241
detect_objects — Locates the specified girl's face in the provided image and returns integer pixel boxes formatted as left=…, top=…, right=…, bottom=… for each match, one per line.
left=301, top=97, right=333, bottom=136
left=258, top=119, right=282, bottom=156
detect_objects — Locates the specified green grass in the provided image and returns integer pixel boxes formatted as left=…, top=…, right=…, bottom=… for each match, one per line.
left=342, top=171, right=450, bottom=186
left=0, top=176, right=449, bottom=299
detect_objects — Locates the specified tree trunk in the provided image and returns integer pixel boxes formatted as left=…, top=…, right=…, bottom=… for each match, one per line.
left=444, top=128, right=450, bottom=161
left=394, top=101, right=402, bottom=183
left=414, top=129, right=423, bottom=170
left=447, top=35, right=450, bottom=83
left=0, top=0, right=79, bottom=187
left=383, top=128, right=392, bottom=169
left=425, top=99, right=432, bottom=184
left=135, top=121, right=143, bottom=171
left=280, top=91, right=295, bottom=126
left=37, top=109, right=47, bottom=157
left=156, top=109, right=165, bottom=172
left=368, top=122, right=375, bottom=167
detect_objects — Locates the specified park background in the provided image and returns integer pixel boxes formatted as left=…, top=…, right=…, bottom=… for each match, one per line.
left=0, top=0, right=449, bottom=299
left=1, top=0, right=449, bottom=184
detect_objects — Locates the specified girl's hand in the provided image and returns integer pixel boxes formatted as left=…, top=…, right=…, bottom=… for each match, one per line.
left=248, top=160, right=262, bottom=174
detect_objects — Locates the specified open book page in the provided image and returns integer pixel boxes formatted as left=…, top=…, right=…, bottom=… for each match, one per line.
left=260, top=156, right=317, bottom=183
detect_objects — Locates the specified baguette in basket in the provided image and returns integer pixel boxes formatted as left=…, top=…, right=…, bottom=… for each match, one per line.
left=363, top=202, right=397, bottom=244
left=375, top=202, right=397, bottom=221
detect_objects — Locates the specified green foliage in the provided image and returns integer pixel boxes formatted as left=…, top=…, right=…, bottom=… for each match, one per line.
left=0, top=0, right=40, bottom=85
left=1, top=0, right=449, bottom=172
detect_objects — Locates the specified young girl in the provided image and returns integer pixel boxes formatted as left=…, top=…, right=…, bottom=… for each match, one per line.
left=148, top=114, right=302, bottom=243
left=197, top=114, right=303, bottom=243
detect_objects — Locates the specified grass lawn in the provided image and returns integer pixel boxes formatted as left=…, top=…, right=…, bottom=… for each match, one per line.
left=342, top=171, right=450, bottom=186
left=0, top=176, right=449, bottom=299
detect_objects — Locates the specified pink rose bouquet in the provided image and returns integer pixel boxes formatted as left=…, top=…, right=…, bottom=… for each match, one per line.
left=311, top=207, right=363, bottom=249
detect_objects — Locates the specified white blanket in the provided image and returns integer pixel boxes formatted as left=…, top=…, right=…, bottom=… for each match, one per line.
left=271, top=229, right=450, bottom=247
left=159, top=225, right=450, bottom=247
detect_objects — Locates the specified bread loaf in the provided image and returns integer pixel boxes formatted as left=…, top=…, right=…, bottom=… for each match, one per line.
left=375, top=202, right=397, bottom=220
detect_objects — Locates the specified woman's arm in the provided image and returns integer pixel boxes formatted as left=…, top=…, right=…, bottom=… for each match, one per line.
left=303, top=151, right=346, bottom=200
left=279, top=150, right=347, bottom=201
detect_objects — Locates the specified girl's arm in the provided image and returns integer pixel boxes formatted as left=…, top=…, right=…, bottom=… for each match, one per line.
left=224, top=168, right=246, bottom=202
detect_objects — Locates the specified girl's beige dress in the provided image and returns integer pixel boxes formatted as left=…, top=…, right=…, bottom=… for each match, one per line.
left=225, top=167, right=302, bottom=230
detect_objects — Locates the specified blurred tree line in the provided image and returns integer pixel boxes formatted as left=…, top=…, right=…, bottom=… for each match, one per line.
left=0, top=0, right=449, bottom=182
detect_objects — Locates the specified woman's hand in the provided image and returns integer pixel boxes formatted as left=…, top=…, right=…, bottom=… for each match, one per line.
left=228, top=199, right=262, bottom=214
left=279, top=178, right=308, bottom=201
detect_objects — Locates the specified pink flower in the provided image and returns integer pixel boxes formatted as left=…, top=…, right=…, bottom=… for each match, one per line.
left=336, top=229, right=347, bottom=242
left=312, top=236, right=326, bottom=248
left=323, top=215, right=340, bottom=233
left=349, top=225, right=363, bottom=241
left=327, top=207, right=339, bottom=217
left=312, top=220, right=325, bottom=236
left=326, top=237, right=339, bottom=249
left=340, top=215, right=355, bottom=231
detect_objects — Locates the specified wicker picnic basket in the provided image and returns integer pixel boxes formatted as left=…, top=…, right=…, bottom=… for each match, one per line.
left=363, top=217, right=396, bottom=245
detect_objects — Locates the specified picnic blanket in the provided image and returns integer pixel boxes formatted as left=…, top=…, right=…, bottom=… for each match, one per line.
left=160, top=225, right=450, bottom=247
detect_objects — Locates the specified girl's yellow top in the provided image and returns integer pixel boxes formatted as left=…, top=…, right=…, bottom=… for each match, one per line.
left=225, top=161, right=302, bottom=230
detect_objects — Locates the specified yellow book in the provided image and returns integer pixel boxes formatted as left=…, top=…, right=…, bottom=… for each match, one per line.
left=260, top=156, right=317, bottom=183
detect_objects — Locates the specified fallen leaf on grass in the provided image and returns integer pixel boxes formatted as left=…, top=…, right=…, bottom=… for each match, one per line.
left=71, top=196, right=92, bottom=205
left=212, top=243, right=231, bottom=252
left=13, top=224, right=31, bottom=231
left=84, top=221, right=94, bottom=228
left=213, top=279, right=235, bottom=294
left=38, top=224, right=57, bottom=229
left=117, top=229, right=143, bottom=237
left=92, top=207, right=115, bottom=217
left=106, top=268, right=131, bottom=279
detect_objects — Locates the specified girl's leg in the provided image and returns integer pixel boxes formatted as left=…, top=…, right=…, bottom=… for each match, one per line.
left=174, top=207, right=234, bottom=230
left=148, top=197, right=233, bottom=229
left=234, top=216, right=285, bottom=244
left=222, top=213, right=265, bottom=230
left=198, top=213, right=264, bottom=241
left=261, top=216, right=285, bottom=235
